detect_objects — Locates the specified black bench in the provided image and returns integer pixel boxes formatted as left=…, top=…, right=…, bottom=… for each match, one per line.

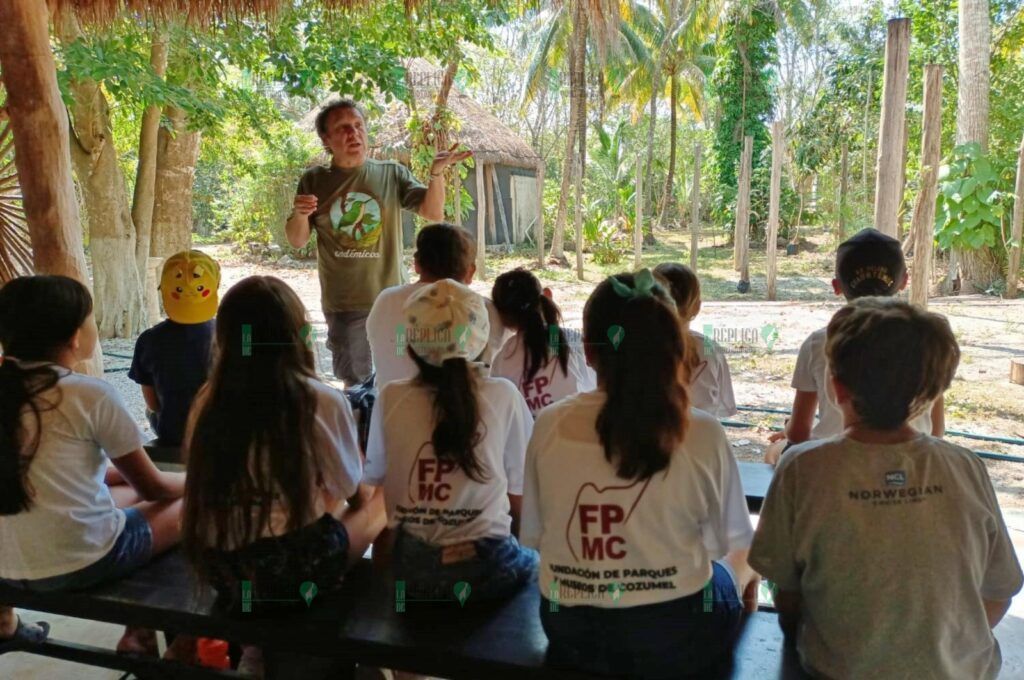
left=0, top=550, right=804, bottom=679
left=738, top=461, right=773, bottom=513
left=144, top=438, right=182, bottom=465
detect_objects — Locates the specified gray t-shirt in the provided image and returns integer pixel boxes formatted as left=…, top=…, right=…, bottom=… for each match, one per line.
left=750, top=434, right=1022, bottom=679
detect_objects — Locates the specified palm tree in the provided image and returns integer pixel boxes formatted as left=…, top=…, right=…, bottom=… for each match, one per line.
left=521, top=1, right=620, bottom=267
left=610, top=0, right=721, bottom=234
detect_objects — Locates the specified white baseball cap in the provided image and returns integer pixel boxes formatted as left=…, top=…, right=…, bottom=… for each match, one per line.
left=402, top=279, right=490, bottom=366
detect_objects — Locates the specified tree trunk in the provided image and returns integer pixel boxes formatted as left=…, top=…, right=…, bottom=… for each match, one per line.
left=150, top=106, right=200, bottom=259
left=909, top=65, right=944, bottom=308
left=657, top=74, right=678, bottom=230
left=766, top=122, right=783, bottom=300
left=0, top=0, right=101, bottom=374
left=574, top=12, right=587, bottom=280
left=60, top=14, right=145, bottom=340
left=689, top=142, right=701, bottom=271
left=1006, top=133, right=1024, bottom=299
left=550, top=2, right=584, bottom=266
left=873, top=18, right=910, bottom=238
left=132, top=28, right=167, bottom=319
left=955, top=0, right=999, bottom=292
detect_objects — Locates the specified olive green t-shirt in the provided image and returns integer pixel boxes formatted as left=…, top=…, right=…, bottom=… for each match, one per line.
left=297, top=160, right=427, bottom=313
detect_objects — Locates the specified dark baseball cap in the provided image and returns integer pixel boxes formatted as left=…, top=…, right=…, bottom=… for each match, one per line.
left=835, top=229, right=906, bottom=298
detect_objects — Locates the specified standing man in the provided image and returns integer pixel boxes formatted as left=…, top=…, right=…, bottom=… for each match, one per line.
left=287, top=98, right=470, bottom=384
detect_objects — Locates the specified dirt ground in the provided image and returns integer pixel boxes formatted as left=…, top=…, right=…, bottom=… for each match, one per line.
left=102, top=229, right=1024, bottom=508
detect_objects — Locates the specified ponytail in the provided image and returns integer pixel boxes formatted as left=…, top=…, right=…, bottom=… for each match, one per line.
left=492, top=268, right=569, bottom=383
left=409, top=348, right=488, bottom=482
left=653, top=262, right=703, bottom=383
left=0, top=275, right=93, bottom=515
left=583, top=272, right=690, bottom=480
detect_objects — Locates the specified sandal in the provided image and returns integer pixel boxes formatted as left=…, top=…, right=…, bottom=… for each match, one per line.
left=0, top=616, right=50, bottom=653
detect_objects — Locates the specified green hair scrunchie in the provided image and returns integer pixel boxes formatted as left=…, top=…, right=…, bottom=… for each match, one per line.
left=609, top=268, right=663, bottom=300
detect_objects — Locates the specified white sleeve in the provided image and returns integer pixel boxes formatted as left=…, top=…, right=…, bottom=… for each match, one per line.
left=519, top=412, right=552, bottom=549
left=92, top=383, right=146, bottom=459
left=314, top=386, right=362, bottom=501
left=791, top=332, right=818, bottom=392
left=572, top=344, right=597, bottom=392
left=363, top=386, right=388, bottom=486
left=502, top=386, right=533, bottom=495
left=714, top=349, right=737, bottom=417
left=701, top=429, right=754, bottom=557
left=365, top=295, right=386, bottom=372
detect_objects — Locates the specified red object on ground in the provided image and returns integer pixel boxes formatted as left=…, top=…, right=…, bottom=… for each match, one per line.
left=196, top=637, right=231, bottom=669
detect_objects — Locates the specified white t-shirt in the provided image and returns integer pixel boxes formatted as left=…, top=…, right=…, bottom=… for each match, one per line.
left=225, top=379, right=362, bottom=548
left=0, top=366, right=144, bottom=580
left=792, top=327, right=933, bottom=438
left=687, top=330, right=737, bottom=418
left=363, top=370, right=533, bottom=544
left=490, top=332, right=596, bottom=417
left=750, top=434, right=1023, bottom=679
left=520, top=392, right=754, bottom=608
left=366, top=281, right=509, bottom=387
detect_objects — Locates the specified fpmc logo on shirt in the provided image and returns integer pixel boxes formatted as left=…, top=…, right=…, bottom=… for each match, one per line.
left=522, top=375, right=554, bottom=412
left=566, top=479, right=651, bottom=561
left=409, top=455, right=456, bottom=503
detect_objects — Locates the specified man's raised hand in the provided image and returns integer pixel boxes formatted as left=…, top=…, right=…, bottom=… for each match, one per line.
left=430, top=143, right=473, bottom=174
left=293, top=194, right=318, bottom=217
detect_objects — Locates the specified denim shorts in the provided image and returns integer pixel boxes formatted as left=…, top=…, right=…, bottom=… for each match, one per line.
left=0, top=508, right=153, bottom=592
left=393, top=530, right=538, bottom=603
left=541, top=561, right=743, bottom=679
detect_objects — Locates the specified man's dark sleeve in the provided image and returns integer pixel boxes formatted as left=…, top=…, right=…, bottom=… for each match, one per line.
left=128, top=331, right=153, bottom=386
left=396, top=163, right=428, bottom=212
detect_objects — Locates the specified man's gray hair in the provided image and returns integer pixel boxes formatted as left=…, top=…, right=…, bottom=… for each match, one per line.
left=314, top=98, right=366, bottom=137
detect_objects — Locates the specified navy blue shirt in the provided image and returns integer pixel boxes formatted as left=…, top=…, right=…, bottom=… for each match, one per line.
left=129, top=319, right=215, bottom=446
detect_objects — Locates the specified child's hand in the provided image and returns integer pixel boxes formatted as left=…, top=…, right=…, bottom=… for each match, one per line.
left=293, top=194, right=318, bottom=217
left=764, top=439, right=787, bottom=466
left=768, top=431, right=786, bottom=443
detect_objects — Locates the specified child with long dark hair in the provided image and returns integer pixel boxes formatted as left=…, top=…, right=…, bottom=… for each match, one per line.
left=521, top=270, right=759, bottom=678
left=0, top=276, right=184, bottom=654
left=181, top=276, right=384, bottom=672
left=364, top=279, right=536, bottom=601
left=653, top=262, right=736, bottom=417
left=490, top=268, right=595, bottom=417
left=751, top=298, right=1021, bottom=678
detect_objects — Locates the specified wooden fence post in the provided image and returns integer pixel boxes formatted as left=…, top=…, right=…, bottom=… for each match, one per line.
left=1006, top=133, right=1024, bottom=299
left=909, top=65, right=944, bottom=308
left=630, top=152, right=638, bottom=270
left=734, top=135, right=753, bottom=291
left=873, top=17, right=911, bottom=237
left=766, top=123, right=783, bottom=300
left=839, top=142, right=849, bottom=242
left=689, top=142, right=702, bottom=271
left=475, top=160, right=487, bottom=279
left=535, top=161, right=545, bottom=268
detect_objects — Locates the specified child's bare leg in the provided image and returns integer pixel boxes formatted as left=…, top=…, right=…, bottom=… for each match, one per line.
left=0, top=606, right=16, bottom=637
left=118, top=498, right=183, bottom=655
left=132, top=498, right=184, bottom=555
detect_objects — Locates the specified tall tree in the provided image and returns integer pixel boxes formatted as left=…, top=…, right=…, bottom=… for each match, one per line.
left=709, top=0, right=777, bottom=238
left=955, top=0, right=1000, bottom=290
left=521, top=1, right=619, bottom=265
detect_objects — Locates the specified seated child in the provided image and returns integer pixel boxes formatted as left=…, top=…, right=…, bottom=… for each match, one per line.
left=366, top=224, right=508, bottom=387
left=520, top=270, right=759, bottom=679
left=129, top=250, right=220, bottom=447
left=0, top=275, right=185, bottom=655
left=181, top=276, right=385, bottom=674
left=766, top=228, right=944, bottom=464
left=653, top=262, right=737, bottom=417
left=750, top=297, right=1022, bottom=678
left=363, top=279, right=537, bottom=601
left=490, top=268, right=596, bottom=417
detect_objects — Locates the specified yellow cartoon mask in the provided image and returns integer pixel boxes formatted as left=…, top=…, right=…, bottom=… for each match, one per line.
left=160, top=250, right=221, bottom=324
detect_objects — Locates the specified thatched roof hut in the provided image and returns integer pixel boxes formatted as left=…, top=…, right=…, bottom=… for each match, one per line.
left=375, top=59, right=541, bottom=171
